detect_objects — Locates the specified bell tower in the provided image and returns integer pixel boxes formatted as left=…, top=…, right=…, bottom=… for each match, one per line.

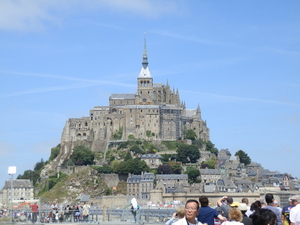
left=137, top=33, right=153, bottom=104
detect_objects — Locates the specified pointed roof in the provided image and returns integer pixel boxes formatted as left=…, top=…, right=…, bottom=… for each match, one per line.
left=138, top=32, right=152, bottom=78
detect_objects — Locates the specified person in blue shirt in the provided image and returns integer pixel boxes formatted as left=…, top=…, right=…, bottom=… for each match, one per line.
left=197, top=196, right=225, bottom=225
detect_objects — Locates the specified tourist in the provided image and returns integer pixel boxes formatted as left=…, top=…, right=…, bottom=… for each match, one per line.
left=50, top=201, right=59, bottom=222
left=264, top=193, right=282, bottom=225
left=281, top=198, right=294, bottom=225
left=165, top=206, right=185, bottom=225
left=217, top=196, right=234, bottom=219
left=248, top=200, right=262, bottom=218
left=252, top=208, right=277, bottom=225
left=290, top=195, right=300, bottom=225
left=274, top=200, right=283, bottom=214
left=31, top=202, right=38, bottom=223
left=64, top=205, right=72, bottom=222
left=82, top=202, right=90, bottom=222
left=130, top=201, right=140, bottom=223
left=241, top=198, right=250, bottom=211
left=197, top=196, right=225, bottom=225
left=173, top=199, right=207, bottom=225
left=214, top=207, right=227, bottom=225
left=221, top=208, right=243, bottom=225
left=74, top=206, right=80, bottom=222
left=238, top=203, right=252, bottom=225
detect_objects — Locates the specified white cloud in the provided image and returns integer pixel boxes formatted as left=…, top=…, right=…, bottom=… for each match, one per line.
left=0, top=0, right=181, bottom=32
left=0, top=0, right=60, bottom=31
left=0, top=71, right=135, bottom=98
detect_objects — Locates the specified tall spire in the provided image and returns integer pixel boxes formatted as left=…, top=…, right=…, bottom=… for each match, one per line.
left=142, top=32, right=148, bottom=66
left=138, top=32, right=152, bottom=78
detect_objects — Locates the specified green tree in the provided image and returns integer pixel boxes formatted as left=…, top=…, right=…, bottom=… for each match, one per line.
left=34, top=158, right=45, bottom=171
left=168, top=162, right=182, bottom=174
left=62, top=158, right=75, bottom=166
left=157, top=164, right=172, bottom=174
left=194, top=138, right=204, bottom=149
left=70, top=145, right=95, bottom=165
left=49, top=144, right=61, bottom=161
left=185, top=167, right=200, bottom=183
left=176, top=144, right=200, bottom=163
left=94, top=164, right=113, bottom=174
left=185, top=130, right=197, bottom=140
left=130, top=145, right=144, bottom=154
left=146, top=130, right=152, bottom=137
left=112, top=127, right=123, bottom=140
left=205, top=141, right=218, bottom=156
left=114, top=158, right=149, bottom=175
left=235, top=150, right=251, bottom=165
left=105, top=187, right=112, bottom=195
left=124, top=151, right=133, bottom=161
left=201, top=156, right=216, bottom=169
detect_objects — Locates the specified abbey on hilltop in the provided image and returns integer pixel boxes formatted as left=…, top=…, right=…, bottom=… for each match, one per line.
left=60, top=38, right=209, bottom=150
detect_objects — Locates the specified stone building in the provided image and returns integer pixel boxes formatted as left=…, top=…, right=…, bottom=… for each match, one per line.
left=140, top=154, right=162, bottom=169
left=0, top=179, right=34, bottom=206
left=61, top=38, right=209, bottom=148
left=127, top=172, right=154, bottom=199
left=199, top=169, right=221, bottom=184
left=155, top=174, right=189, bottom=193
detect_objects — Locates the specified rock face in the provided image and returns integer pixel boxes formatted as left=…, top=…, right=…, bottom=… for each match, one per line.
left=39, top=167, right=111, bottom=203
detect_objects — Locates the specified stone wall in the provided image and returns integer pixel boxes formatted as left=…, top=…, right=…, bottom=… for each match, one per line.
left=100, top=174, right=120, bottom=188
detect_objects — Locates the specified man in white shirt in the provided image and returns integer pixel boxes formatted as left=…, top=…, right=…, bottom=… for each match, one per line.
left=290, top=195, right=300, bottom=225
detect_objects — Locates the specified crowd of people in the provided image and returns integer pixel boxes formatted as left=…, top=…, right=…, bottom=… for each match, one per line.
left=26, top=201, right=91, bottom=223
left=165, top=194, right=300, bottom=225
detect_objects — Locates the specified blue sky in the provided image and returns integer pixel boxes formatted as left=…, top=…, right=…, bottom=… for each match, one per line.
left=0, top=0, right=299, bottom=187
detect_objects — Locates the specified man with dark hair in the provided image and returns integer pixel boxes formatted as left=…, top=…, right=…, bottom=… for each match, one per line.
left=173, top=199, right=207, bottom=225
left=31, top=202, right=39, bottom=223
left=217, top=196, right=233, bottom=219
left=252, top=208, right=277, bottom=225
left=264, top=193, right=282, bottom=225
left=197, top=196, right=225, bottom=225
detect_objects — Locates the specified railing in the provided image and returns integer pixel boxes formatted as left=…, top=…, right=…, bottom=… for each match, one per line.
left=1, top=208, right=175, bottom=224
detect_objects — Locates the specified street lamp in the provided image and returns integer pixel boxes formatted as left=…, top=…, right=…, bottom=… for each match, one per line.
left=8, top=166, right=16, bottom=223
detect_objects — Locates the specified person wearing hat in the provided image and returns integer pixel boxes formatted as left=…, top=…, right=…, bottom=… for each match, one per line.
left=281, top=198, right=294, bottom=225
left=217, top=196, right=234, bottom=219
left=290, top=195, right=300, bottom=225
left=238, top=203, right=252, bottom=225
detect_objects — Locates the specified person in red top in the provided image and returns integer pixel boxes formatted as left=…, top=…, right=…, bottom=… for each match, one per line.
left=31, top=202, right=39, bottom=223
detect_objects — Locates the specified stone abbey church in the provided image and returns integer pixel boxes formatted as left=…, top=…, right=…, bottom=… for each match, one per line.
left=60, top=39, right=210, bottom=152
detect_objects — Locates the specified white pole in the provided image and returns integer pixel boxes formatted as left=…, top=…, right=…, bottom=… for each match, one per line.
left=10, top=174, right=13, bottom=223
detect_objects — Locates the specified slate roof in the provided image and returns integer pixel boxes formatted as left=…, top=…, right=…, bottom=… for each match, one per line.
left=185, top=109, right=197, bottom=117
left=204, top=184, right=216, bottom=193
left=156, top=174, right=188, bottom=180
left=140, top=154, right=162, bottom=159
left=127, top=172, right=154, bottom=183
left=200, top=169, right=220, bottom=175
left=110, top=94, right=136, bottom=99
left=3, top=179, right=32, bottom=189
left=80, top=195, right=90, bottom=202
left=173, top=185, right=187, bottom=193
